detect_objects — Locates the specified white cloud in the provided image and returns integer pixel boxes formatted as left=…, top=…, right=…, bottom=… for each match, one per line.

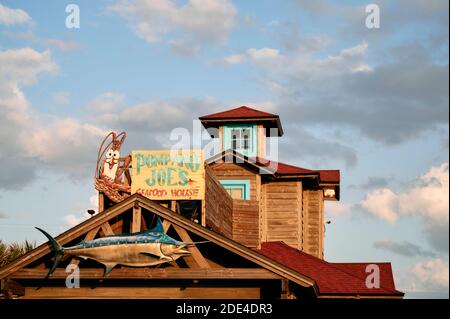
left=86, top=92, right=125, bottom=114
left=398, top=163, right=449, bottom=223
left=362, top=163, right=449, bottom=224
left=223, top=42, right=370, bottom=79
left=223, top=53, right=246, bottom=65
left=21, top=118, right=106, bottom=171
left=224, top=47, right=280, bottom=65
left=93, top=98, right=217, bottom=132
left=361, top=188, right=399, bottom=223
left=325, top=201, right=353, bottom=217
left=108, top=0, right=237, bottom=50
left=0, top=47, right=107, bottom=189
left=0, top=4, right=31, bottom=26
left=89, top=193, right=99, bottom=214
left=398, top=258, right=449, bottom=293
left=64, top=213, right=89, bottom=227
left=246, top=48, right=280, bottom=61
left=361, top=163, right=449, bottom=252
left=64, top=192, right=99, bottom=227
left=0, top=48, right=57, bottom=86
left=292, top=42, right=371, bottom=78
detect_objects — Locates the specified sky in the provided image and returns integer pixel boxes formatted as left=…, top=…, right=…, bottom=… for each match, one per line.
left=0, top=0, right=448, bottom=298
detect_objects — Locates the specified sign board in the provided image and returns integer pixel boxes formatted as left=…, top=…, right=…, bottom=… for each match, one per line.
left=131, top=150, right=205, bottom=200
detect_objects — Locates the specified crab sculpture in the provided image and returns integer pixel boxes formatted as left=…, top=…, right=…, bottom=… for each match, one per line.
left=95, top=131, right=131, bottom=203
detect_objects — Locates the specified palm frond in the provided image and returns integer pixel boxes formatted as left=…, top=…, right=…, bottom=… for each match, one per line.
left=0, top=240, right=37, bottom=268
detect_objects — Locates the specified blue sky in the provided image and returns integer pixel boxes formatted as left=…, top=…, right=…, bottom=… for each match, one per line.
left=0, top=0, right=448, bottom=298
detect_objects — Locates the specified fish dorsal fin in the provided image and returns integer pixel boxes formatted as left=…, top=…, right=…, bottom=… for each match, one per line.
left=148, top=217, right=164, bottom=233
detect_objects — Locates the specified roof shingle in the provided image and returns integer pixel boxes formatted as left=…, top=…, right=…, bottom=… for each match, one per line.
left=254, top=157, right=340, bottom=183
left=257, top=242, right=403, bottom=296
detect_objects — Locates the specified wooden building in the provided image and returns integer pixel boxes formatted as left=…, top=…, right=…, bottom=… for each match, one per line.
left=0, top=106, right=403, bottom=299
left=200, top=106, right=339, bottom=258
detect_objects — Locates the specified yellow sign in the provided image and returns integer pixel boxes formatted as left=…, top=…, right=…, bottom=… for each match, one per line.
left=131, top=150, right=204, bottom=200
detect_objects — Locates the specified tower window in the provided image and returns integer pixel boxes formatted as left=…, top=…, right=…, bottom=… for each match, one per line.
left=230, top=128, right=252, bottom=150
left=223, top=125, right=256, bottom=157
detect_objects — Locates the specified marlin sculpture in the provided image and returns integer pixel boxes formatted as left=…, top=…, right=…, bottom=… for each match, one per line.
left=36, top=218, right=206, bottom=278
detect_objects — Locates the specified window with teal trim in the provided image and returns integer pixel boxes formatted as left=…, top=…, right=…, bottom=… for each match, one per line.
left=223, top=124, right=257, bottom=157
left=219, top=180, right=251, bottom=200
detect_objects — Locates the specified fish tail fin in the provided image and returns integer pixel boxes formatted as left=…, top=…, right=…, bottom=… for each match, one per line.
left=35, top=227, right=64, bottom=278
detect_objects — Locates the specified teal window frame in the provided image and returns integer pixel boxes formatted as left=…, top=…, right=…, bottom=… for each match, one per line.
left=219, top=179, right=251, bottom=200
left=223, top=124, right=257, bottom=157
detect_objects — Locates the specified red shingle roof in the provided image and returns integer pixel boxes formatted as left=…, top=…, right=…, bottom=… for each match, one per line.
left=254, top=157, right=340, bottom=183
left=317, top=170, right=341, bottom=184
left=257, top=242, right=403, bottom=297
left=199, top=106, right=278, bottom=120
left=331, top=262, right=398, bottom=292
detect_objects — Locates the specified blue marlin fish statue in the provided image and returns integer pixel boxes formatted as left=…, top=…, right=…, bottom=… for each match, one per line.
left=36, top=218, right=206, bottom=277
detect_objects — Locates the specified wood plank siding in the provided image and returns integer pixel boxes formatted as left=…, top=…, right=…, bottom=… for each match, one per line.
left=232, top=199, right=259, bottom=248
left=302, top=189, right=324, bottom=258
left=262, top=180, right=302, bottom=250
left=208, top=162, right=258, bottom=201
left=208, top=162, right=325, bottom=259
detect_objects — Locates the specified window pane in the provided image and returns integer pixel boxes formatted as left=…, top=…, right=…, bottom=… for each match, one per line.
left=220, top=180, right=250, bottom=200
left=232, top=134, right=237, bottom=149
left=229, top=128, right=252, bottom=151
left=231, top=129, right=241, bottom=138
left=243, top=134, right=249, bottom=149
left=243, top=129, right=250, bottom=150
left=229, top=188, right=243, bottom=200
left=231, top=129, right=241, bottom=149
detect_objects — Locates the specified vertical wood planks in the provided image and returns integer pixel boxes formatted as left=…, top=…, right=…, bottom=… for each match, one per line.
left=131, top=202, right=141, bottom=233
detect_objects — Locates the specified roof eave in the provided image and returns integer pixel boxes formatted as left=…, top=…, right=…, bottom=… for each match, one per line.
left=317, top=292, right=405, bottom=299
left=200, top=117, right=284, bottom=137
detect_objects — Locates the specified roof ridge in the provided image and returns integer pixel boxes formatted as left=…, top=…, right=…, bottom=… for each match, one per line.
left=199, top=105, right=278, bottom=119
